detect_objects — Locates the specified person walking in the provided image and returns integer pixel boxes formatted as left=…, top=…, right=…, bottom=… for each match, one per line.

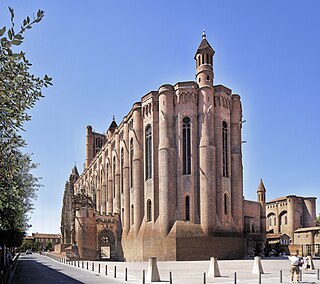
left=303, top=254, right=310, bottom=273
left=288, top=252, right=301, bottom=283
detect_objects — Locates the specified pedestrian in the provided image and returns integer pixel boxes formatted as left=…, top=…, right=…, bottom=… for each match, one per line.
left=288, top=252, right=301, bottom=283
left=303, top=254, right=310, bottom=273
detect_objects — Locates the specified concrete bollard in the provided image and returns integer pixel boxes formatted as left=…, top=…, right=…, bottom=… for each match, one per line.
left=146, top=257, right=160, bottom=282
left=208, top=256, right=221, bottom=278
left=252, top=256, right=264, bottom=274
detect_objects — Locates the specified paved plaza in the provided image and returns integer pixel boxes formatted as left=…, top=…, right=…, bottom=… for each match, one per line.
left=41, top=254, right=320, bottom=284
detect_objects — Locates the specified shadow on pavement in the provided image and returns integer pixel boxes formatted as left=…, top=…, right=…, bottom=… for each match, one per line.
left=12, top=257, right=84, bottom=284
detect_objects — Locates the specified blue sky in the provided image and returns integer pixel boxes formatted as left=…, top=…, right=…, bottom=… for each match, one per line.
left=1, top=0, right=319, bottom=234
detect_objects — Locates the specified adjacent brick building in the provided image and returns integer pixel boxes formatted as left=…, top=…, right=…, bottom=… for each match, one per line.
left=266, top=195, right=317, bottom=242
left=60, top=33, right=266, bottom=261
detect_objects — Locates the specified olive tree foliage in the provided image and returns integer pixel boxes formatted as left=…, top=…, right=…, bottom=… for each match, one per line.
left=315, top=214, right=320, bottom=227
left=0, top=7, right=52, bottom=246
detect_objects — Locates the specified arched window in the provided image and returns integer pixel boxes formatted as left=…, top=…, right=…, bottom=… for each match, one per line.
left=121, top=148, right=124, bottom=193
left=113, top=156, right=116, bottom=198
left=222, top=121, right=229, bottom=177
left=130, top=138, right=133, bottom=188
left=224, top=193, right=227, bottom=215
left=145, top=126, right=152, bottom=180
left=147, top=199, right=152, bottom=222
left=131, top=204, right=134, bottom=225
left=106, top=163, right=109, bottom=201
left=183, top=117, right=191, bottom=175
left=185, top=196, right=190, bottom=221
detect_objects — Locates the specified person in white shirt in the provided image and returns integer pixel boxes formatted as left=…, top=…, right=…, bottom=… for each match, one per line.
left=303, top=254, right=310, bottom=273
left=288, top=253, right=301, bottom=283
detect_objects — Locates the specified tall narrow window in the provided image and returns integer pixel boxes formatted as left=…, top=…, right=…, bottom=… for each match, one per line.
left=130, top=138, right=133, bottom=188
left=121, top=208, right=124, bottom=227
left=106, top=164, right=109, bottom=202
left=224, top=193, right=227, bottom=215
left=222, top=121, right=229, bottom=177
left=185, top=196, right=190, bottom=221
left=183, top=117, right=191, bottom=175
left=145, top=125, right=152, bottom=180
left=147, top=199, right=152, bottom=222
left=131, top=204, right=134, bottom=225
left=121, top=148, right=124, bottom=193
left=113, top=156, right=116, bottom=198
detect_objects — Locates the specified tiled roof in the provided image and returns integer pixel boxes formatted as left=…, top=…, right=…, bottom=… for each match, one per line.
left=294, top=227, right=320, bottom=233
left=32, top=233, right=61, bottom=239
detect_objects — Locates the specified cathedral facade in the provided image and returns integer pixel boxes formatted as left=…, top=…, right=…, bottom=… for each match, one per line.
left=60, top=34, right=265, bottom=261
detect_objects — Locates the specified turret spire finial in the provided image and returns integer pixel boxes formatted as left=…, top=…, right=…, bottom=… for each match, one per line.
left=202, top=30, right=206, bottom=38
left=112, top=115, right=115, bottom=121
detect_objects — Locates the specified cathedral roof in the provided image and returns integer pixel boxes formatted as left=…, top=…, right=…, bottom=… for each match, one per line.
left=257, top=179, right=266, bottom=193
left=194, top=31, right=215, bottom=59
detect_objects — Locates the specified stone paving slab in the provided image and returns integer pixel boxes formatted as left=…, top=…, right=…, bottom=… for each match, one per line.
left=48, top=254, right=320, bottom=284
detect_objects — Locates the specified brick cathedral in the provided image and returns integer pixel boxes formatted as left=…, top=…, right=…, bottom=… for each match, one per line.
left=59, top=33, right=266, bottom=261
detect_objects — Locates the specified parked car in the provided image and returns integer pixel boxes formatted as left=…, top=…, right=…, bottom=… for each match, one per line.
left=26, top=249, right=32, bottom=254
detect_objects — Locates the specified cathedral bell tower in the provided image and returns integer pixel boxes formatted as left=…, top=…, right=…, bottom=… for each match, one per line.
left=195, top=31, right=215, bottom=88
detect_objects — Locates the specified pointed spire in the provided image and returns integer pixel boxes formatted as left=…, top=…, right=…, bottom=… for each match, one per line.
left=257, top=179, right=266, bottom=193
left=108, top=116, right=118, bottom=132
left=194, top=31, right=215, bottom=59
left=72, top=165, right=79, bottom=177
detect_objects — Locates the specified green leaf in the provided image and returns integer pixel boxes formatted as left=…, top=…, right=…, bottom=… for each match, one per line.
left=11, top=39, right=22, bottom=46
left=0, top=26, right=6, bottom=36
left=8, top=29, right=12, bottom=40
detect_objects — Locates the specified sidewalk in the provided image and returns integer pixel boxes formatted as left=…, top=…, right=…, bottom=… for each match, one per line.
left=47, top=254, right=320, bottom=283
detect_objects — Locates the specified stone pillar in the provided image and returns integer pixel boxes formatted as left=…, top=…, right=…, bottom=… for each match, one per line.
left=132, top=104, right=143, bottom=236
left=198, top=86, right=215, bottom=235
left=114, top=132, right=120, bottom=214
left=101, top=150, right=106, bottom=215
left=230, top=94, right=243, bottom=231
left=123, top=121, right=130, bottom=235
left=287, top=197, right=295, bottom=240
left=303, top=198, right=317, bottom=227
left=96, top=161, right=101, bottom=214
left=107, top=142, right=113, bottom=213
left=86, top=125, right=94, bottom=168
left=158, top=85, right=176, bottom=235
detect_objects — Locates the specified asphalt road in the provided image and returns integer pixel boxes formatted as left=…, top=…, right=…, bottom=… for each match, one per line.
left=11, top=253, right=127, bottom=284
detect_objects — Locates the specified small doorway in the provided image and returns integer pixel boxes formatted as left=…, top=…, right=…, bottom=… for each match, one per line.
left=98, top=230, right=116, bottom=260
